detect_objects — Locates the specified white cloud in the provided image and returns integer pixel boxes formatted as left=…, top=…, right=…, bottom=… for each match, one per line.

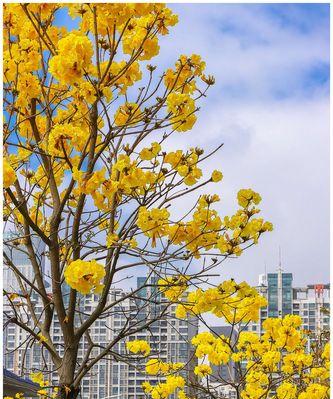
left=159, top=96, right=329, bottom=287
left=149, top=4, right=330, bottom=286
left=157, top=4, right=329, bottom=102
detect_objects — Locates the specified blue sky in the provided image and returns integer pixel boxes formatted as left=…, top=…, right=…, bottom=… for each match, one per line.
left=52, top=4, right=330, bottom=287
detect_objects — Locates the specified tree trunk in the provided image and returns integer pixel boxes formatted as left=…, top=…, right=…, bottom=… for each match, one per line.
left=58, top=386, right=80, bottom=399
left=57, top=345, right=80, bottom=399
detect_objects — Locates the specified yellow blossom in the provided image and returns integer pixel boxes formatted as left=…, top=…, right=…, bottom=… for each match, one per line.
left=114, top=102, right=142, bottom=126
left=37, top=333, right=48, bottom=344
left=137, top=206, right=170, bottom=247
left=139, top=142, right=161, bottom=161
left=194, top=364, right=212, bottom=378
left=166, top=92, right=197, bottom=132
left=49, top=32, right=93, bottom=85
left=3, top=158, right=17, bottom=188
left=126, top=340, right=151, bottom=356
left=237, top=188, right=262, bottom=208
left=158, top=275, right=189, bottom=301
left=64, top=259, right=105, bottom=295
left=211, top=170, right=223, bottom=182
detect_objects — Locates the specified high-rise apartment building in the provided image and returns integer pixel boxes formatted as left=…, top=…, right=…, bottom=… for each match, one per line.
left=125, top=277, right=198, bottom=399
left=266, top=269, right=293, bottom=317
left=3, top=250, right=198, bottom=399
left=3, top=231, right=47, bottom=294
left=244, top=268, right=330, bottom=336
left=207, top=326, right=238, bottom=399
left=3, top=232, right=47, bottom=375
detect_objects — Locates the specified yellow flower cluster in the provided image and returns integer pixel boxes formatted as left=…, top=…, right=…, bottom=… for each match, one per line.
left=164, top=54, right=206, bottom=94
left=176, top=279, right=267, bottom=323
left=194, top=364, right=212, bottom=378
left=262, top=315, right=304, bottom=351
left=30, top=372, right=59, bottom=399
left=68, top=81, right=112, bottom=112
left=73, top=167, right=106, bottom=196
left=3, top=6, right=41, bottom=80
left=37, top=333, right=48, bottom=344
left=49, top=32, right=93, bottom=85
left=169, top=195, right=223, bottom=256
left=30, top=372, right=48, bottom=388
left=139, top=142, right=161, bottom=161
left=137, top=190, right=272, bottom=258
left=137, top=207, right=170, bottom=247
left=158, top=275, right=189, bottom=301
left=166, top=92, right=196, bottom=132
left=235, top=316, right=330, bottom=399
left=145, top=359, right=184, bottom=375
left=72, top=154, right=165, bottom=211
left=105, top=61, right=142, bottom=95
left=111, top=155, right=164, bottom=196
left=15, top=73, right=40, bottom=109
left=192, top=332, right=232, bottom=365
left=48, top=123, right=90, bottom=157
left=164, top=149, right=202, bottom=186
left=142, top=375, right=185, bottom=399
left=276, top=382, right=297, bottom=399
left=126, top=340, right=151, bottom=356
left=114, top=102, right=142, bottom=126
left=237, top=188, right=262, bottom=208
left=298, top=383, right=329, bottom=399
left=178, top=312, right=329, bottom=399
left=64, top=259, right=105, bottom=295
left=164, top=54, right=208, bottom=131
left=3, top=6, right=65, bottom=108
left=130, top=342, right=187, bottom=399
left=211, top=170, right=223, bottom=182
left=122, top=9, right=178, bottom=60
left=3, top=158, right=17, bottom=188
left=67, top=4, right=178, bottom=61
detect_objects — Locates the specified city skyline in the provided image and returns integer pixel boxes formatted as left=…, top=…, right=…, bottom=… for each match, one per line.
left=5, top=245, right=329, bottom=394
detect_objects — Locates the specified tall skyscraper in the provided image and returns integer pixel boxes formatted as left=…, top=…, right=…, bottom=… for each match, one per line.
left=266, top=270, right=293, bottom=317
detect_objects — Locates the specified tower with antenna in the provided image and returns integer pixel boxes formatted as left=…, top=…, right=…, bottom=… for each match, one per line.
left=277, top=246, right=283, bottom=317
left=277, top=246, right=283, bottom=273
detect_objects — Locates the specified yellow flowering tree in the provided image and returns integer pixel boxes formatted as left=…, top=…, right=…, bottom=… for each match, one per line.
left=140, top=283, right=330, bottom=399
left=3, top=3, right=276, bottom=399
left=188, top=313, right=330, bottom=399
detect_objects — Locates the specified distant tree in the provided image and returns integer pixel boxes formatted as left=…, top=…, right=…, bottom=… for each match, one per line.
left=3, top=4, right=276, bottom=399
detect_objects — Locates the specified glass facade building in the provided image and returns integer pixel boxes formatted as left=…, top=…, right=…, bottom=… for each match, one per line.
left=281, top=272, right=293, bottom=316
left=267, top=271, right=293, bottom=317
